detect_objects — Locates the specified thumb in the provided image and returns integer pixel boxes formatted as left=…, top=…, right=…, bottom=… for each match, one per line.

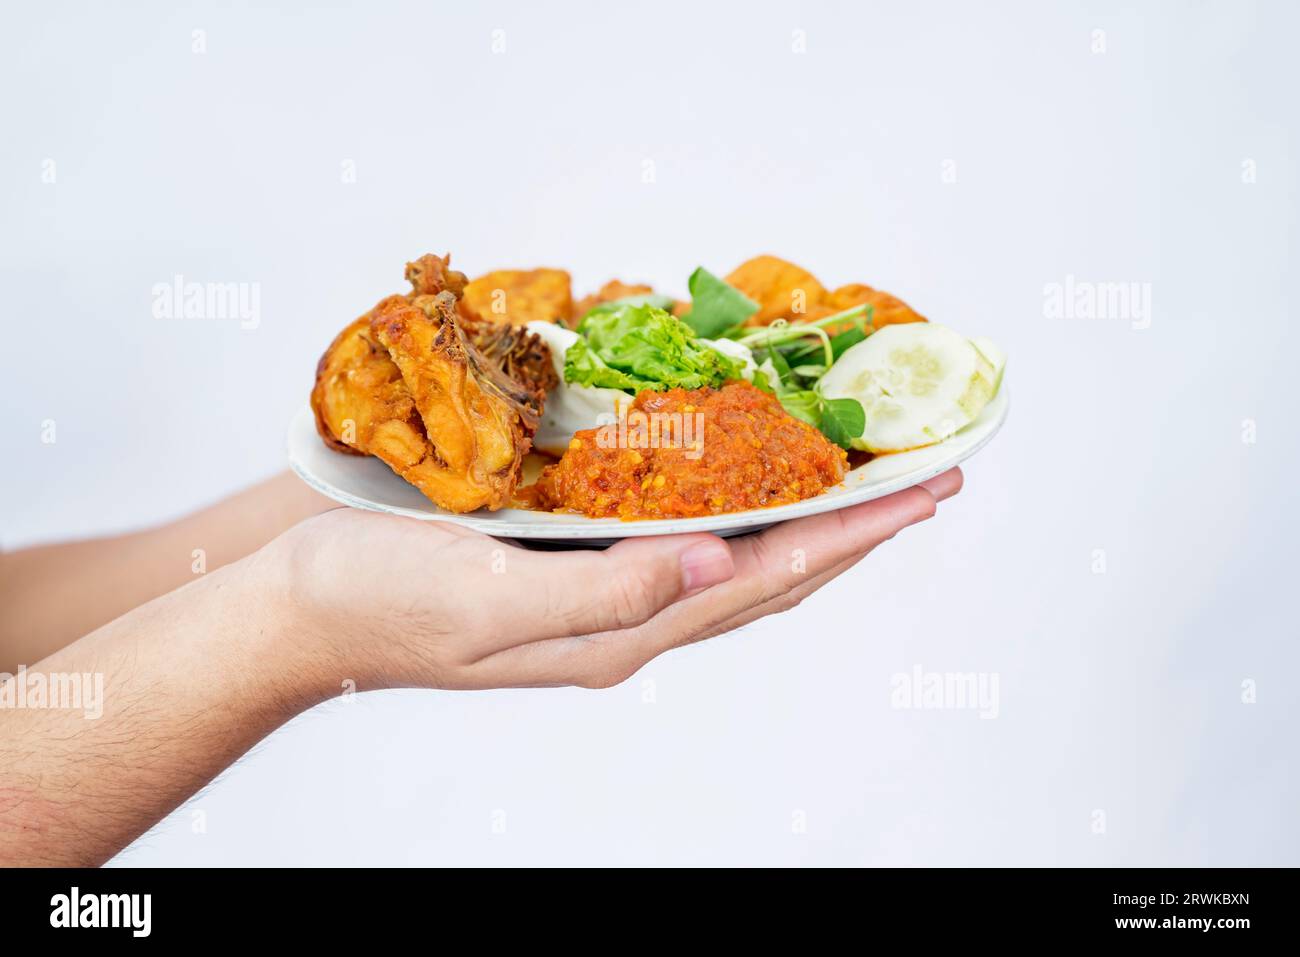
left=476, top=534, right=735, bottom=650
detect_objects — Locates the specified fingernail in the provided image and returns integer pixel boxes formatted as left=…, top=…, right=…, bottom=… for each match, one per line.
left=680, top=540, right=734, bottom=592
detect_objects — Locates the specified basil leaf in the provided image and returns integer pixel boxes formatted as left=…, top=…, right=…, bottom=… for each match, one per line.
left=777, top=389, right=823, bottom=427
left=681, top=267, right=759, bottom=338
left=819, top=397, right=865, bottom=449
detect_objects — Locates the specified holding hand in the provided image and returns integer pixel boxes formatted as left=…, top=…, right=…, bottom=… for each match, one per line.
left=0, top=468, right=960, bottom=865
left=269, top=468, right=962, bottom=693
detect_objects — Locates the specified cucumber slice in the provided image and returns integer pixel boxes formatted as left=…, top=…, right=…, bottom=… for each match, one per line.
left=970, top=336, right=1007, bottom=394
left=818, top=324, right=998, bottom=452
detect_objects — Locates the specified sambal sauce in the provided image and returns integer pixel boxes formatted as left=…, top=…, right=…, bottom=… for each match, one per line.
left=524, top=381, right=847, bottom=519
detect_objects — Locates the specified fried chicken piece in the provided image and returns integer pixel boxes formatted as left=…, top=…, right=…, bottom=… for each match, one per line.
left=725, top=255, right=830, bottom=326
left=311, top=253, right=554, bottom=513
left=368, top=293, right=539, bottom=511
left=311, top=311, right=414, bottom=458
left=458, top=268, right=573, bottom=326
left=312, top=253, right=464, bottom=457
left=407, top=252, right=468, bottom=298
left=458, top=312, right=558, bottom=402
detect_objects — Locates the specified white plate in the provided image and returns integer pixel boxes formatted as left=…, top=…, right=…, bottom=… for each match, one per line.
left=288, top=388, right=1008, bottom=545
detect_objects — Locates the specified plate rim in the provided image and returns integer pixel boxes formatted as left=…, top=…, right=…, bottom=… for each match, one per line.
left=288, top=388, right=1008, bottom=539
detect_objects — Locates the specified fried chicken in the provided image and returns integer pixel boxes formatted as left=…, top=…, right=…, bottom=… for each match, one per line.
left=311, top=253, right=555, bottom=513
left=310, top=311, right=413, bottom=458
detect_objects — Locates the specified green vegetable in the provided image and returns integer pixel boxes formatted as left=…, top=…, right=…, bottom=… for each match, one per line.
left=732, top=303, right=873, bottom=378
left=721, top=303, right=871, bottom=448
left=760, top=340, right=794, bottom=382
left=769, top=388, right=864, bottom=450
left=566, top=303, right=747, bottom=393
left=680, top=268, right=759, bottom=338
left=776, top=389, right=822, bottom=427
left=785, top=325, right=868, bottom=367
left=819, top=397, right=866, bottom=448
left=771, top=390, right=864, bottom=449
left=563, top=272, right=872, bottom=450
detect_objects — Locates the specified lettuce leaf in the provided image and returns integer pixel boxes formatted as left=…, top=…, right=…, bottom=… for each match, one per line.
left=566, top=304, right=747, bottom=393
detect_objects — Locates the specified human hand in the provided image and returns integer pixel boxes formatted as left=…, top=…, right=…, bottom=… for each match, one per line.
left=265, top=468, right=962, bottom=694
left=0, top=469, right=961, bottom=866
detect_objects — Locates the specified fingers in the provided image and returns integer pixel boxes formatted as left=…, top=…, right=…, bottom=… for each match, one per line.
left=918, top=467, right=963, bottom=503
left=684, top=468, right=963, bottom=642
left=572, top=468, right=962, bottom=675
left=462, top=481, right=947, bottom=688
left=462, top=541, right=872, bottom=690
left=470, top=469, right=959, bottom=655
left=465, top=533, right=736, bottom=653
left=727, top=485, right=936, bottom=605
left=460, top=470, right=963, bottom=688
left=686, top=551, right=867, bottom=644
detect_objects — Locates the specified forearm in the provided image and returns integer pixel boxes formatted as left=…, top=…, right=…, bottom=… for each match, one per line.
left=0, top=549, right=328, bottom=867
left=0, top=472, right=334, bottom=671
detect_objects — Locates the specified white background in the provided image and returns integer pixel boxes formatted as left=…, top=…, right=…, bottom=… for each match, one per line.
left=2, top=0, right=1296, bottom=865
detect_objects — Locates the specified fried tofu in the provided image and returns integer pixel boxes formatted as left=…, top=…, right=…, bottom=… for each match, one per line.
left=823, top=283, right=927, bottom=329
left=724, top=255, right=927, bottom=331
left=459, top=268, right=573, bottom=326
left=724, top=255, right=830, bottom=325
